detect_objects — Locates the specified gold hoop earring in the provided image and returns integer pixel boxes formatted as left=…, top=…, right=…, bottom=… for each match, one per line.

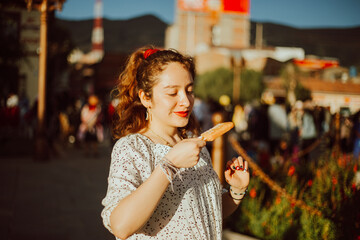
left=146, top=107, right=152, bottom=121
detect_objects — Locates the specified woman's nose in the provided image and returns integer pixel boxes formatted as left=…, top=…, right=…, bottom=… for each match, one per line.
left=179, top=93, right=191, bottom=107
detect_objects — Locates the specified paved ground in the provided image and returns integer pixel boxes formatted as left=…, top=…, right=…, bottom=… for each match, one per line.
left=0, top=137, right=257, bottom=240
left=0, top=139, right=114, bottom=240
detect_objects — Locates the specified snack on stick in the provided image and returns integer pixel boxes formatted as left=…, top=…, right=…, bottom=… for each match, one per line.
left=200, top=122, right=234, bottom=141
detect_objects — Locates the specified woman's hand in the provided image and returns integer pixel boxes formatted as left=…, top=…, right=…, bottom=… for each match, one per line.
left=224, top=156, right=250, bottom=192
left=165, top=137, right=206, bottom=168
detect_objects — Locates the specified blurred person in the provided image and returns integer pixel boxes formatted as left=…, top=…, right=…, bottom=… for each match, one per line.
left=18, top=92, right=30, bottom=138
left=232, top=104, right=248, bottom=139
left=107, top=97, right=119, bottom=146
left=299, top=101, right=317, bottom=161
left=232, top=104, right=247, bottom=132
left=322, top=106, right=332, bottom=135
left=193, top=97, right=212, bottom=132
left=288, top=101, right=303, bottom=163
left=256, top=140, right=271, bottom=171
left=313, top=105, right=325, bottom=136
left=107, top=98, right=119, bottom=125
left=267, top=97, right=289, bottom=156
left=353, top=111, right=360, bottom=160
left=101, top=47, right=250, bottom=239
left=77, top=94, right=104, bottom=156
left=340, top=111, right=353, bottom=154
left=3, top=94, right=20, bottom=135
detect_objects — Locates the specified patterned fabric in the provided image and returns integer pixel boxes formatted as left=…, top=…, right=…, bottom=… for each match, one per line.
left=101, top=133, right=223, bottom=239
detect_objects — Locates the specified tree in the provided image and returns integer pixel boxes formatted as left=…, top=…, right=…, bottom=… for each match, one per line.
left=194, top=67, right=264, bottom=104
left=239, top=69, right=264, bottom=103
left=195, top=67, right=233, bottom=102
left=281, top=63, right=312, bottom=104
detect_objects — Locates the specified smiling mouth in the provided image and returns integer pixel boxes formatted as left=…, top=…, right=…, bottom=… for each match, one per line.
left=174, top=111, right=189, bottom=117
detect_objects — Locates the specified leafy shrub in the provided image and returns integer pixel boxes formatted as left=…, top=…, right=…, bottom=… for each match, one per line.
left=227, top=149, right=360, bottom=240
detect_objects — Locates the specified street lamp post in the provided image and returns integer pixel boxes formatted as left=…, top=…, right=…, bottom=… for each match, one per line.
left=26, top=0, right=65, bottom=161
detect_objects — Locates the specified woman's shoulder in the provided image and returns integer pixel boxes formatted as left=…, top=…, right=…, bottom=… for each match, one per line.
left=114, top=132, right=150, bottom=144
left=113, top=133, right=153, bottom=152
left=110, top=134, right=155, bottom=176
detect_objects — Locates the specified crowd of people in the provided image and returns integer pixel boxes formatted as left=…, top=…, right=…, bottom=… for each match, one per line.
left=0, top=91, right=113, bottom=157
left=227, top=97, right=360, bottom=171
left=1, top=86, right=360, bottom=164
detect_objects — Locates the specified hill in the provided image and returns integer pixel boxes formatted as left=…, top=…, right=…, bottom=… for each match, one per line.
left=251, top=22, right=360, bottom=66
left=56, top=14, right=167, bottom=54
left=55, top=15, right=360, bottom=67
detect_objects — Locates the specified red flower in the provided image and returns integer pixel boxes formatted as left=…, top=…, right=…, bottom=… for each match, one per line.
left=249, top=188, right=257, bottom=198
left=352, top=183, right=357, bottom=193
left=316, top=169, right=321, bottom=178
left=354, top=164, right=358, bottom=173
left=286, top=209, right=294, bottom=217
left=275, top=196, right=281, bottom=205
left=307, top=179, right=313, bottom=187
left=288, top=166, right=296, bottom=176
left=332, top=177, right=338, bottom=185
left=337, top=157, right=343, bottom=167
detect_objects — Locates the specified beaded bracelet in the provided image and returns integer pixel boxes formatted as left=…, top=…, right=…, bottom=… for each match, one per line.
left=229, top=186, right=248, bottom=201
left=158, top=157, right=182, bottom=191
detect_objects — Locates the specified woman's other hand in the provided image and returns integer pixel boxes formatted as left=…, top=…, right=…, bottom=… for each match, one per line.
left=224, top=156, right=250, bottom=192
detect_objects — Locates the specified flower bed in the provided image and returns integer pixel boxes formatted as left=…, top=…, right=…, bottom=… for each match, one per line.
left=226, top=148, right=360, bottom=240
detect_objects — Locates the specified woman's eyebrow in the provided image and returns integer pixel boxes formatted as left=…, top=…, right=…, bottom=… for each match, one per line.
left=163, top=83, right=193, bottom=89
left=163, top=85, right=179, bottom=89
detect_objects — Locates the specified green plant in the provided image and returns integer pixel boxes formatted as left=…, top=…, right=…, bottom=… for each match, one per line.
left=194, top=67, right=264, bottom=104
left=227, top=149, right=360, bottom=240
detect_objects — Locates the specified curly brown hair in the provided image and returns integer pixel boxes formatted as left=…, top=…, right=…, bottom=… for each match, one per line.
left=111, top=46, right=200, bottom=139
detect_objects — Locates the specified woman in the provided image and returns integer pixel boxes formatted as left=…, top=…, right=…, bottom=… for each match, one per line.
left=101, top=47, right=250, bottom=239
left=77, top=94, right=104, bottom=156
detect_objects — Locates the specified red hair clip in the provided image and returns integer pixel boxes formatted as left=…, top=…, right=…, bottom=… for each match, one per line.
left=144, top=49, right=160, bottom=59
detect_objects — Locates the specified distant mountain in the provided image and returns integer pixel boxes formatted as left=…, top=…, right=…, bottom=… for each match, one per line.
left=55, top=15, right=360, bottom=67
left=250, top=22, right=360, bottom=66
left=56, top=14, right=167, bottom=54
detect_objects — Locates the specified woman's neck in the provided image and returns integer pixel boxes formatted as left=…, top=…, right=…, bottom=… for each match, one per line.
left=145, top=122, right=181, bottom=146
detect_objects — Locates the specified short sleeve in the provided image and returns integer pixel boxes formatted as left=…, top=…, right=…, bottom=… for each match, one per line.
left=101, top=135, right=153, bottom=233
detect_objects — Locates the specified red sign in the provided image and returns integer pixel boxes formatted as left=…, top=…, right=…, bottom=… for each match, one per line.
left=223, top=0, right=249, bottom=14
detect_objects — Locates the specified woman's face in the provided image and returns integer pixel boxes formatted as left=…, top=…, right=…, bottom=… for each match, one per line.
left=149, top=62, right=194, bottom=129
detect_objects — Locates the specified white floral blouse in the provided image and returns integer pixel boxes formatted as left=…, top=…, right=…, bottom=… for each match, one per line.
left=101, top=133, right=223, bottom=239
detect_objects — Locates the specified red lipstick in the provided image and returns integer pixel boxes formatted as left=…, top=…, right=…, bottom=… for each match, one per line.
left=174, top=111, right=189, bottom=117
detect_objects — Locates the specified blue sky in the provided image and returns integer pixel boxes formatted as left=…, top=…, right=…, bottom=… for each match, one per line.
left=56, top=0, right=360, bottom=29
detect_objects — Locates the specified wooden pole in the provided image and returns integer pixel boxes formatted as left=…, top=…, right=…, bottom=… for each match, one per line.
left=35, top=0, right=49, bottom=161
left=211, top=112, right=225, bottom=185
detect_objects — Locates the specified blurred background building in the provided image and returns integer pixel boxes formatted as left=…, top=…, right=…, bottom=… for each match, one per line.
left=1, top=2, right=40, bottom=105
left=1, top=0, right=360, bottom=119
